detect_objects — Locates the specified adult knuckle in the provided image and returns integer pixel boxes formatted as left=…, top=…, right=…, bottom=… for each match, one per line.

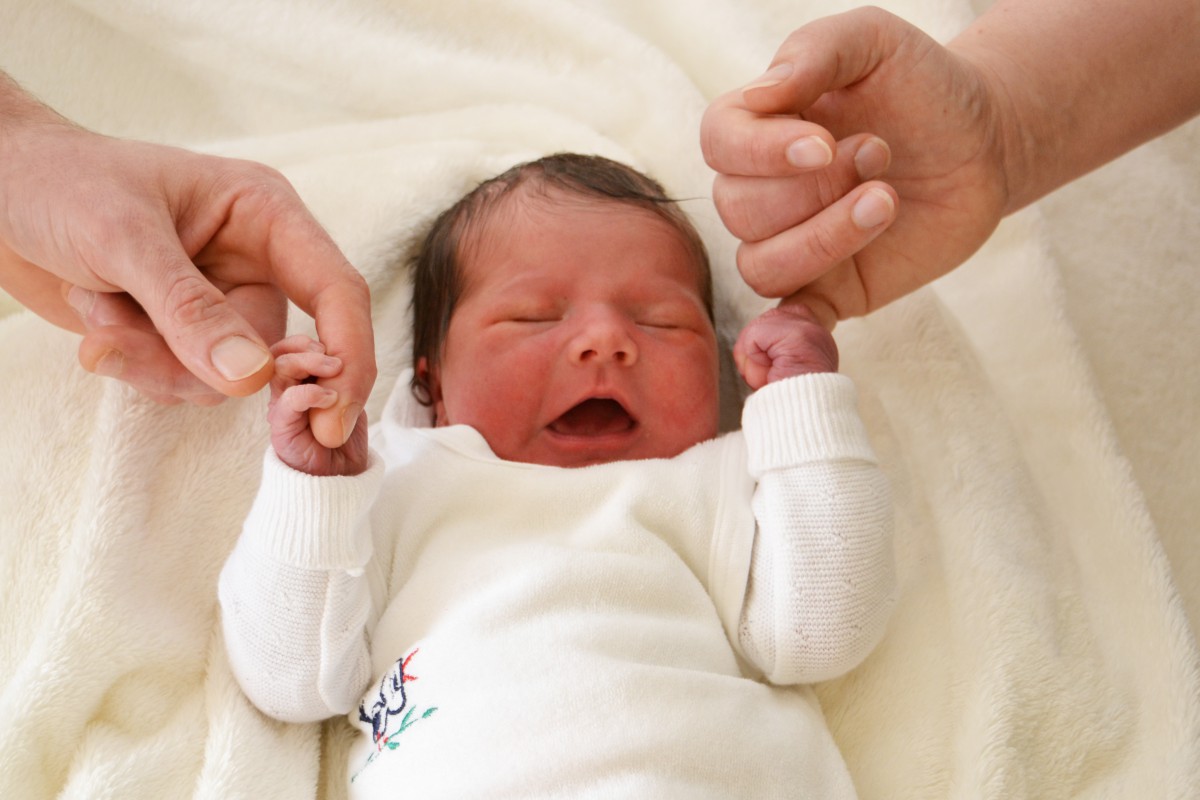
left=225, top=157, right=291, bottom=189
left=745, top=133, right=783, bottom=175
left=716, top=179, right=785, bottom=243
left=162, top=271, right=222, bottom=330
left=212, top=159, right=300, bottom=224
left=736, top=243, right=779, bottom=297
left=811, top=170, right=843, bottom=212
left=700, top=94, right=742, bottom=164
left=801, top=222, right=845, bottom=269
left=713, top=181, right=754, bottom=239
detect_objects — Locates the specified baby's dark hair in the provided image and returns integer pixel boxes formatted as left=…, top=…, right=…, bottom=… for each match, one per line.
left=410, top=152, right=713, bottom=404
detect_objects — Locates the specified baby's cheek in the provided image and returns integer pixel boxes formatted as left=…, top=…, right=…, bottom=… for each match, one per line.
left=660, top=356, right=721, bottom=442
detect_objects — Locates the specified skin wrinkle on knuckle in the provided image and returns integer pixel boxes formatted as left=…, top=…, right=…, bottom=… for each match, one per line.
left=811, top=168, right=844, bottom=214
left=161, top=270, right=227, bottom=333
left=739, top=120, right=787, bottom=175
left=799, top=220, right=845, bottom=272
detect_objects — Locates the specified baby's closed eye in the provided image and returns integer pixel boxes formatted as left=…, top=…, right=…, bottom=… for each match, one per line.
left=635, top=303, right=708, bottom=333
left=506, top=313, right=562, bottom=324
left=493, top=299, right=564, bottom=325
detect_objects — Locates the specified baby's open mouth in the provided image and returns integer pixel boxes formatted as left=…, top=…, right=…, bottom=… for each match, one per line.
left=548, top=398, right=636, bottom=437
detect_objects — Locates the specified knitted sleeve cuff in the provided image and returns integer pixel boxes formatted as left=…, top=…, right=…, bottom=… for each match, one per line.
left=741, top=373, right=878, bottom=476
left=239, top=447, right=386, bottom=571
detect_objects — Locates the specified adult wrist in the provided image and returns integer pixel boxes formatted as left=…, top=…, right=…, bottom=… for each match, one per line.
left=944, top=33, right=1042, bottom=217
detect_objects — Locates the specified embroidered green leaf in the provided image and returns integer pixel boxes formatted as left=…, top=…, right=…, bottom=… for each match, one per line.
left=422, top=707, right=438, bottom=719
left=397, top=706, right=418, bottom=734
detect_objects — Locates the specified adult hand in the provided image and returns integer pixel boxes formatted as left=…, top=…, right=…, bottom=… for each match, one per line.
left=0, top=74, right=374, bottom=446
left=703, top=1, right=1200, bottom=329
left=701, top=6, right=1010, bottom=329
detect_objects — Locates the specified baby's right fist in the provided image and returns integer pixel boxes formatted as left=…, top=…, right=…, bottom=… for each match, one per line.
left=266, top=335, right=368, bottom=476
left=269, top=335, right=342, bottom=404
left=734, top=305, right=839, bottom=390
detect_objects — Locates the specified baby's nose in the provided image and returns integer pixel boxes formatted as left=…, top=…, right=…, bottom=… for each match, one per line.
left=569, top=310, right=638, bottom=366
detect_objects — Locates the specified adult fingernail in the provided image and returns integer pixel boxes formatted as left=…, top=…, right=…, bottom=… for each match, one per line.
left=211, top=336, right=271, bottom=382
left=786, top=136, right=833, bottom=169
left=66, top=286, right=96, bottom=319
left=852, top=188, right=895, bottom=229
left=94, top=349, right=124, bottom=378
left=341, top=404, right=363, bottom=443
left=854, top=137, right=891, bottom=180
left=743, top=63, right=793, bottom=92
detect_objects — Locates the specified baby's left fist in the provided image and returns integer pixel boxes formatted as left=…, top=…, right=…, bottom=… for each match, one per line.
left=734, top=305, right=839, bottom=390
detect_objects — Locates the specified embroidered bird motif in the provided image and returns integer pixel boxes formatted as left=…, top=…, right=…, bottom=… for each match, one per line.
left=359, top=649, right=420, bottom=746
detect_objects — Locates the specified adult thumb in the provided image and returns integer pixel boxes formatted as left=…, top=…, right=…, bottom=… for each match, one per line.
left=133, top=247, right=274, bottom=397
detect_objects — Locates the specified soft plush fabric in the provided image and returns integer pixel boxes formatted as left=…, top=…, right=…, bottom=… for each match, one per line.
left=1, top=1, right=1198, bottom=799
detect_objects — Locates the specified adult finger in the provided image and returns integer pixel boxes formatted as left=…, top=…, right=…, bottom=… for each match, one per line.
left=78, top=325, right=227, bottom=405
left=256, top=204, right=375, bottom=448
left=736, top=181, right=897, bottom=298
left=67, top=287, right=156, bottom=332
left=701, top=95, right=840, bottom=177
left=75, top=280, right=285, bottom=404
left=702, top=7, right=910, bottom=177
left=713, top=133, right=891, bottom=242
left=106, top=227, right=276, bottom=399
left=70, top=283, right=223, bottom=402
left=0, top=247, right=85, bottom=333
left=740, top=7, right=912, bottom=116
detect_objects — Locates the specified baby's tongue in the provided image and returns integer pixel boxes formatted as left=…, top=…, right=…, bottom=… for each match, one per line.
left=551, top=398, right=633, bottom=436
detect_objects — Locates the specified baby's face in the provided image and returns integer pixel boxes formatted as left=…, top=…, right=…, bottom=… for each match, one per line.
left=424, top=192, right=719, bottom=467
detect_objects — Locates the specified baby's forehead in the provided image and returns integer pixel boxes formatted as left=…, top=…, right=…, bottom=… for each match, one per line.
left=474, top=183, right=703, bottom=262
left=485, top=181, right=644, bottom=223
left=451, top=179, right=714, bottom=316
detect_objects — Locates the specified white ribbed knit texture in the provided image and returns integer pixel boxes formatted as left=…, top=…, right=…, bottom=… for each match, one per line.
left=242, top=448, right=385, bottom=570
left=741, top=373, right=878, bottom=475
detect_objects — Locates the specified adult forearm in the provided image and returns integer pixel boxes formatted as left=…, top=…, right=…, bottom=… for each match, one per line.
left=0, top=72, right=80, bottom=328
left=951, top=0, right=1200, bottom=214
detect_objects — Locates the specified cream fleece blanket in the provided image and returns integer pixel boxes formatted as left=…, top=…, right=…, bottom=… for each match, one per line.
left=2, top=1, right=1198, bottom=798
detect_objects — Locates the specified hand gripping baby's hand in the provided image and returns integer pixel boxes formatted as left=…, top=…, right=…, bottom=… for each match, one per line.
left=734, top=305, right=839, bottom=390
left=268, top=335, right=369, bottom=476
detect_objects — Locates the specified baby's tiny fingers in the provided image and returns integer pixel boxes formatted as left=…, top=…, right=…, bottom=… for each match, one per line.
left=270, top=334, right=326, bottom=358
left=279, top=383, right=339, bottom=415
left=733, top=331, right=773, bottom=391
left=274, top=351, right=344, bottom=383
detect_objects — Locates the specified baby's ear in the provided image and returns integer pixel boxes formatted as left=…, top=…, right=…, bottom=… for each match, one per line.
left=416, top=357, right=449, bottom=426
